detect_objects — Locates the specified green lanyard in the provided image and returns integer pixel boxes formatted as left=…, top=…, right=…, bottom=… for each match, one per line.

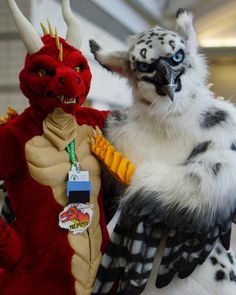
left=66, top=140, right=78, bottom=168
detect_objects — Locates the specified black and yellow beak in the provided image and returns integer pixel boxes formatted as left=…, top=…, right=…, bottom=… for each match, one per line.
left=143, top=60, right=184, bottom=101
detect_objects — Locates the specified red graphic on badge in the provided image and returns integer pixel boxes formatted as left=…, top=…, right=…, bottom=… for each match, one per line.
left=59, top=203, right=93, bottom=234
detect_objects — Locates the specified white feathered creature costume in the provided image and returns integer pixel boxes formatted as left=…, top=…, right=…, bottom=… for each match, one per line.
left=90, top=9, right=236, bottom=295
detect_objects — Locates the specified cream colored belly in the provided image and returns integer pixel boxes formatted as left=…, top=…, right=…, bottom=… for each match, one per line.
left=25, top=109, right=102, bottom=295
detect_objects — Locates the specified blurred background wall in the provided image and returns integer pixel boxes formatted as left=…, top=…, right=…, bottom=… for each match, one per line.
left=0, top=0, right=236, bottom=245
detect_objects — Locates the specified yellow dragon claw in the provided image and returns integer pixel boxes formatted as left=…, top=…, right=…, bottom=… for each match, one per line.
left=90, top=126, right=135, bottom=185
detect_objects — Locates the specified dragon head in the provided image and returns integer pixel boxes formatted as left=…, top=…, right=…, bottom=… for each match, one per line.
left=7, top=0, right=91, bottom=116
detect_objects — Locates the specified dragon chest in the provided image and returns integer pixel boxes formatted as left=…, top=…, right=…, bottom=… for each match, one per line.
left=25, top=108, right=103, bottom=295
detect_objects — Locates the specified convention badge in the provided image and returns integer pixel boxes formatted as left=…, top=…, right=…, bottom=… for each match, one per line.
left=77, top=171, right=89, bottom=182
left=61, top=140, right=93, bottom=234
left=68, top=164, right=89, bottom=182
left=67, top=180, right=91, bottom=203
left=68, top=164, right=80, bottom=181
left=59, top=203, right=93, bottom=235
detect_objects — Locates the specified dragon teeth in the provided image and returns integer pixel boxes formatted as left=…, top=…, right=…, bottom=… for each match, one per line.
left=64, top=97, right=77, bottom=104
left=56, top=96, right=77, bottom=104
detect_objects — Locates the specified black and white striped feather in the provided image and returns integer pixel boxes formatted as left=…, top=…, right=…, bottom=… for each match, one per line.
left=93, top=186, right=235, bottom=294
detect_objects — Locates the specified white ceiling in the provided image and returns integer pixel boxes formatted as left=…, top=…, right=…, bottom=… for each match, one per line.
left=194, top=0, right=236, bottom=47
left=86, top=0, right=236, bottom=49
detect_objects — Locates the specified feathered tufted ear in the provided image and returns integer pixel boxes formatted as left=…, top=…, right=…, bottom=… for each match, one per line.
left=176, top=8, right=198, bottom=53
left=89, top=40, right=130, bottom=76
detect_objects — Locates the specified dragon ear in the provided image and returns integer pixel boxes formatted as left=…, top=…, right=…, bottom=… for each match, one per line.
left=89, top=40, right=130, bottom=77
left=6, top=0, right=44, bottom=54
left=176, top=8, right=198, bottom=53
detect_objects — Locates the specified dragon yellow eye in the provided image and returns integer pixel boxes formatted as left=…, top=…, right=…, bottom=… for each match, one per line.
left=37, top=69, right=47, bottom=77
left=75, top=65, right=82, bottom=72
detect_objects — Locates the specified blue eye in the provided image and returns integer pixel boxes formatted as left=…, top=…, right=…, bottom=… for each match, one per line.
left=137, top=62, right=155, bottom=73
left=172, top=50, right=184, bottom=64
left=138, top=62, right=150, bottom=72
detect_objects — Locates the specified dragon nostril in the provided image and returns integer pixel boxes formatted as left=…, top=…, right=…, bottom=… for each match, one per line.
left=45, top=91, right=53, bottom=98
left=77, top=77, right=81, bottom=84
left=58, top=77, right=65, bottom=85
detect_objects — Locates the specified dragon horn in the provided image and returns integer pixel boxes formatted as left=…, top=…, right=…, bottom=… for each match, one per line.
left=6, top=0, right=44, bottom=54
left=62, top=0, right=82, bottom=49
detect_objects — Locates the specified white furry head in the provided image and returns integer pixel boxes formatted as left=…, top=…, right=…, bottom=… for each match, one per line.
left=90, top=9, right=208, bottom=117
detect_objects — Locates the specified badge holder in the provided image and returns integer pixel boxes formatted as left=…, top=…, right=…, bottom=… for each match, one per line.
left=59, top=140, right=93, bottom=235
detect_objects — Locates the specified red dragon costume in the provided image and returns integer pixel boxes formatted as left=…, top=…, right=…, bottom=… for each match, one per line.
left=0, top=1, right=110, bottom=294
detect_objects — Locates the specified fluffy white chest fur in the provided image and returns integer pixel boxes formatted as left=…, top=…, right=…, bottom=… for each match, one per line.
left=108, top=95, right=236, bottom=166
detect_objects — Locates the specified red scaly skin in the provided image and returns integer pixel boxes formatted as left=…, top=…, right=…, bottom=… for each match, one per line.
left=0, top=34, right=110, bottom=295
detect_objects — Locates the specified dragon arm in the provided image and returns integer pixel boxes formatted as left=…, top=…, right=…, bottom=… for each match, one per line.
left=0, top=125, right=20, bottom=180
left=91, top=127, right=135, bottom=185
left=0, top=217, right=22, bottom=269
left=75, top=107, right=110, bottom=129
left=0, top=109, right=21, bottom=269
left=0, top=107, right=20, bottom=180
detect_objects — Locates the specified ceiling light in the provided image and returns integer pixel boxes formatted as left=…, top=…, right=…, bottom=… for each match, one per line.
left=200, top=38, right=236, bottom=48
